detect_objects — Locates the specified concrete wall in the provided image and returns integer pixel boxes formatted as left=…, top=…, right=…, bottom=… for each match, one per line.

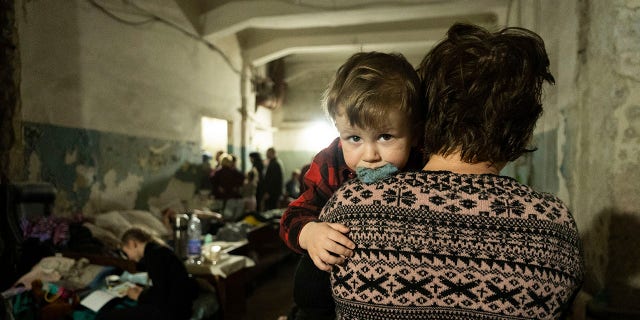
left=568, top=0, right=640, bottom=307
left=17, top=0, right=258, bottom=216
left=524, top=0, right=640, bottom=312
left=272, top=58, right=340, bottom=174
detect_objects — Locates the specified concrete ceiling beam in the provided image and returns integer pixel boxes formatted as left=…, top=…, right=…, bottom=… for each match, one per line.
left=243, top=26, right=448, bottom=67
left=240, top=11, right=498, bottom=66
left=199, top=0, right=510, bottom=40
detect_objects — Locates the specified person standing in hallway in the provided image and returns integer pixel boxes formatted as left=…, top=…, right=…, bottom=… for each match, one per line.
left=285, top=169, right=302, bottom=201
left=262, top=147, right=284, bottom=210
left=241, top=164, right=259, bottom=214
left=213, top=150, right=224, bottom=170
left=197, top=151, right=213, bottom=194
left=249, top=151, right=265, bottom=212
left=210, top=153, right=245, bottom=221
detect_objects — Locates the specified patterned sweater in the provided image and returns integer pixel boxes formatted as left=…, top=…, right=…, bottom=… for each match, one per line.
left=320, top=171, right=584, bottom=320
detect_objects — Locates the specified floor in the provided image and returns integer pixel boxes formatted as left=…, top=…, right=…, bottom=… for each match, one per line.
left=241, top=254, right=299, bottom=320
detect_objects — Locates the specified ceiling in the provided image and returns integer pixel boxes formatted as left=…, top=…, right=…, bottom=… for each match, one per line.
left=153, top=0, right=511, bottom=67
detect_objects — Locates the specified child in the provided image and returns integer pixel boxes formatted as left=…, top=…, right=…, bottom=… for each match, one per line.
left=279, top=51, right=425, bottom=319
left=97, top=227, right=197, bottom=320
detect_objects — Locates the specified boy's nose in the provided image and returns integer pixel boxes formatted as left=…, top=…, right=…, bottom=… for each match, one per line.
left=362, top=144, right=381, bottom=163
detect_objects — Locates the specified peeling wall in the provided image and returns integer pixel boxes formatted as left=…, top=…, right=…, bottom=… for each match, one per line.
left=23, top=122, right=204, bottom=216
left=583, top=0, right=640, bottom=305
left=532, top=0, right=640, bottom=309
left=17, top=0, right=248, bottom=216
left=498, top=0, right=640, bottom=311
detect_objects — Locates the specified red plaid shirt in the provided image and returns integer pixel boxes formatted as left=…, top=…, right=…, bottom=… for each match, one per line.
left=279, top=137, right=424, bottom=253
left=279, top=138, right=353, bottom=253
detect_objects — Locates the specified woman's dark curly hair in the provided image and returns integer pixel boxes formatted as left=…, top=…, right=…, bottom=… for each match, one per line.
left=417, top=23, right=555, bottom=164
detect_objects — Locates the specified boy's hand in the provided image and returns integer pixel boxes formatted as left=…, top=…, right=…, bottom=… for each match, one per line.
left=299, top=221, right=355, bottom=271
left=126, top=285, right=143, bottom=301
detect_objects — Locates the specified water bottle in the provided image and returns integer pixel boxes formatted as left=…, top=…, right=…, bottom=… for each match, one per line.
left=186, top=212, right=202, bottom=264
left=173, top=213, right=189, bottom=260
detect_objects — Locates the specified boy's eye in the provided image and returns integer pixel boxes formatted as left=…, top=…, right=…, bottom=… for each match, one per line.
left=347, top=136, right=362, bottom=143
left=378, top=134, right=393, bottom=141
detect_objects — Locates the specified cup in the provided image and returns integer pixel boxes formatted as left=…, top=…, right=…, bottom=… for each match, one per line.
left=105, top=275, right=120, bottom=289
left=207, top=245, right=222, bottom=264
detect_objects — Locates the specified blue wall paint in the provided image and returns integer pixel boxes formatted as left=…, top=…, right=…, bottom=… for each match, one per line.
left=23, top=122, right=203, bottom=214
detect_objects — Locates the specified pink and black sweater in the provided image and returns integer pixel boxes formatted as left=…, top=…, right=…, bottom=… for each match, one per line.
left=320, top=171, right=584, bottom=320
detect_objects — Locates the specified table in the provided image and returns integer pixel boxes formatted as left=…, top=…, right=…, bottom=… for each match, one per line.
left=185, top=240, right=254, bottom=278
left=185, top=240, right=254, bottom=319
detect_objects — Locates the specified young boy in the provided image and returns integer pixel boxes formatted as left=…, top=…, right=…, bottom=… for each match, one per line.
left=279, top=51, right=425, bottom=319
left=97, top=227, right=197, bottom=320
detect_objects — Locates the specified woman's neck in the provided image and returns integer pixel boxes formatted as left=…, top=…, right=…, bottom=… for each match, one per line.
left=423, top=153, right=504, bottom=175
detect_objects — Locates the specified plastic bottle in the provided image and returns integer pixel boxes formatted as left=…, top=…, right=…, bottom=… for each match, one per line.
left=186, top=212, right=202, bottom=264
left=173, top=213, right=190, bottom=260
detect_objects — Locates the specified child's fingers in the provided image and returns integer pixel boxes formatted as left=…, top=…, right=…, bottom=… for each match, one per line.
left=323, top=240, right=353, bottom=259
left=327, top=230, right=356, bottom=251
left=327, top=222, right=350, bottom=234
left=311, top=255, right=332, bottom=271
left=319, top=249, right=346, bottom=266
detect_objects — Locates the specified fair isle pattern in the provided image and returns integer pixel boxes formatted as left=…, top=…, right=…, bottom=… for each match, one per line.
left=320, top=171, right=583, bottom=320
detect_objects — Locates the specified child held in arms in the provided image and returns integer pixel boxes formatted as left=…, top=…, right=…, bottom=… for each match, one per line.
left=279, top=51, right=426, bottom=319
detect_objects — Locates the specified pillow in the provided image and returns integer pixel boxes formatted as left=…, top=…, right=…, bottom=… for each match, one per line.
left=82, top=222, right=120, bottom=251
left=94, top=211, right=132, bottom=239
left=120, top=210, right=170, bottom=237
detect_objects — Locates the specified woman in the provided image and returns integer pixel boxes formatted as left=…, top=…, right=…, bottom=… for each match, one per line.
left=249, top=151, right=265, bottom=212
left=210, top=153, right=245, bottom=221
left=97, top=227, right=197, bottom=320
left=320, top=23, right=584, bottom=320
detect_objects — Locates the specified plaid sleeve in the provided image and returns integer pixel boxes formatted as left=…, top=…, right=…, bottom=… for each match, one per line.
left=279, top=138, right=352, bottom=253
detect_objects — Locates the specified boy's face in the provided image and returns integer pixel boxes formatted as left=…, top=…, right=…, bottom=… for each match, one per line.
left=335, top=108, right=414, bottom=172
left=122, top=240, right=144, bottom=262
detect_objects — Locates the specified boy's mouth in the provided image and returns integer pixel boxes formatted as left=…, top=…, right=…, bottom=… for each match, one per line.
left=356, top=163, right=399, bottom=184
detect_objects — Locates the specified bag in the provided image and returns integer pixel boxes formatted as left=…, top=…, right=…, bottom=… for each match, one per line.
left=10, top=291, right=35, bottom=320
left=41, top=282, right=77, bottom=305
left=31, top=280, right=79, bottom=320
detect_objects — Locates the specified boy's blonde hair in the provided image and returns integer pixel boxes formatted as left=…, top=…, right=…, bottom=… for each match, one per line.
left=121, top=226, right=165, bottom=246
left=323, top=52, right=424, bottom=131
